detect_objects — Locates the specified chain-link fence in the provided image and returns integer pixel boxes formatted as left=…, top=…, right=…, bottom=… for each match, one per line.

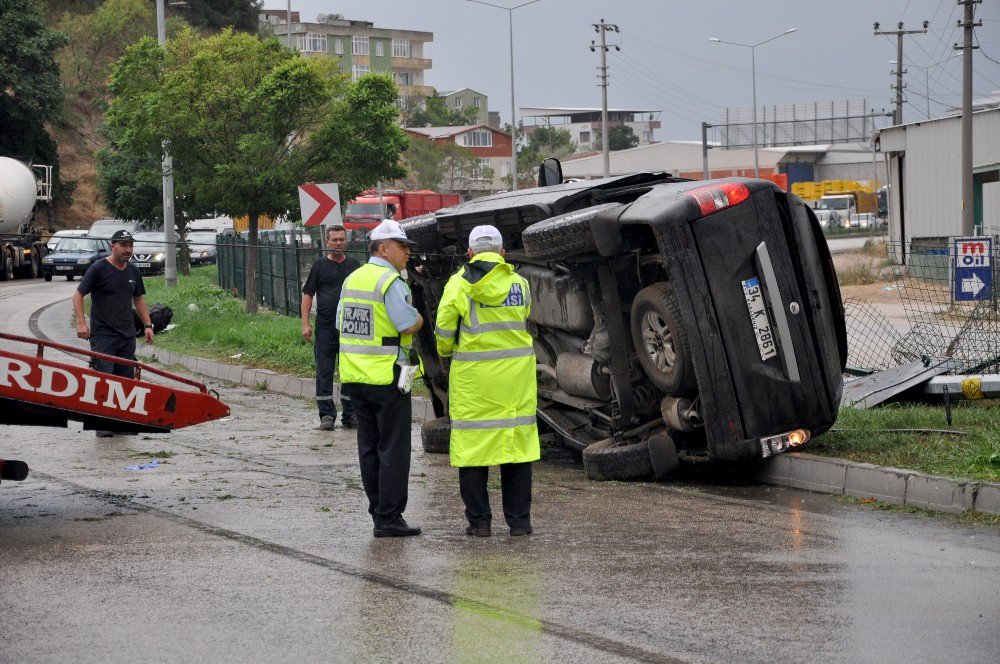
left=845, top=237, right=1000, bottom=376
left=217, top=229, right=369, bottom=317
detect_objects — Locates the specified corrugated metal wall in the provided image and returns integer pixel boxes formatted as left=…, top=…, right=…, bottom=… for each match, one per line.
left=880, top=109, right=1000, bottom=240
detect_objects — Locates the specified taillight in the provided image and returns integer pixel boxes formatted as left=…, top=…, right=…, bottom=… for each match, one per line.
left=685, top=182, right=751, bottom=217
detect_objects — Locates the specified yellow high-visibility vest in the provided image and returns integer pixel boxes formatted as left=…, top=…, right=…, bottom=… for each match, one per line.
left=434, top=253, right=539, bottom=467
left=338, top=263, right=412, bottom=386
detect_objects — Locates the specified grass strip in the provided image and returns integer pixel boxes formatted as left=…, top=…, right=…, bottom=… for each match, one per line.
left=809, top=403, right=1000, bottom=483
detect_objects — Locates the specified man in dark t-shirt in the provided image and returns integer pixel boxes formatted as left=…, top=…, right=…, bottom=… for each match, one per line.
left=301, top=224, right=361, bottom=430
left=72, top=229, right=156, bottom=437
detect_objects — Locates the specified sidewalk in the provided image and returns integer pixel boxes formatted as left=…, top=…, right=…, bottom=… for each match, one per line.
left=135, top=343, right=1000, bottom=517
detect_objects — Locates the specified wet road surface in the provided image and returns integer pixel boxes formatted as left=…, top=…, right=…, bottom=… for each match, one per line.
left=2, top=279, right=999, bottom=663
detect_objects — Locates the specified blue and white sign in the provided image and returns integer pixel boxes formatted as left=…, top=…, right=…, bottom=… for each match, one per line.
left=953, top=237, right=993, bottom=302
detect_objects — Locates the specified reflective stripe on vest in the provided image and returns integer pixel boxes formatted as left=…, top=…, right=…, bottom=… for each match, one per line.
left=338, top=263, right=411, bottom=385
left=451, top=415, right=537, bottom=430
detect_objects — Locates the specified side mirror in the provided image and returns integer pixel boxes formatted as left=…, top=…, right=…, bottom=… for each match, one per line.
left=538, top=158, right=563, bottom=187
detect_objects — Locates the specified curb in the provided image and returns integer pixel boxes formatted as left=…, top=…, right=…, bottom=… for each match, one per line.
left=135, top=345, right=436, bottom=424
left=136, top=347, right=1000, bottom=517
left=754, top=452, right=1000, bottom=516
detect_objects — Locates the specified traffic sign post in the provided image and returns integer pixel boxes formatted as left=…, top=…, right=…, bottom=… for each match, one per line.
left=952, top=237, right=993, bottom=303
left=298, top=182, right=342, bottom=228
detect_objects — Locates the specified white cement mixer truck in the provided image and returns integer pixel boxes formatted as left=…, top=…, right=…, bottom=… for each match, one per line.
left=0, top=156, right=53, bottom=281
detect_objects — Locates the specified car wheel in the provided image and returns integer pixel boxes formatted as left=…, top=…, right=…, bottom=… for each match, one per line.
left=630, top=283, right=696, bottom=395
left=0, top=250, right=13, bottom=281
left=521, top=203, right=621, bottom=261
left=29, top=252, right=40, bottom=279
left=582, top=437, right=653, bottom=481
left=402, top=215, right=444, bottom=252
left=420, top=416, right=451, bottom=454
left=43, top=273, right=52, bottom=282
left=646, top=432, right=679, bottom=480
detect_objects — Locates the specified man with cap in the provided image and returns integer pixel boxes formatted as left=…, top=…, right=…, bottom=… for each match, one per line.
left=337, top=219, right=424, bottom=537
left=434, top=225, right=539, bottom=537
left=72, top=229, right=156, bottom=438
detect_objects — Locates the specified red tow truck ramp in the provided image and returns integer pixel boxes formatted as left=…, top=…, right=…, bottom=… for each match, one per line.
left=0, top=332, right=230, bottom=483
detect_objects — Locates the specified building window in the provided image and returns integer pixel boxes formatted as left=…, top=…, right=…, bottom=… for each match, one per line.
left=352, top=64, right=370, bottom=81
left=375, top=40, right=384, bottom=57
left=395, top=71, right=413, bottom=86
left=579, top=131, right=591, bottom=143
left=474, top=157, right=492, bottom=180
left=454, top=97, right=463, bottom=109
left=458, top=129, right=492, bottom=148
left=392, top=38, right=410, bottom=58
left=473, top=97, right=481, bottom=108
left=333, top=38, right=343, bottom=55
left=298, top=33, right=328, bottom=54
left=499, top=161, right=510, bottom=178
left=352, top=35, right=369, bottom=55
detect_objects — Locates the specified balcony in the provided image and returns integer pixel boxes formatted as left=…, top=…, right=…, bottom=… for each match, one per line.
left=400, top=84, right=435, bottom=97
left=391, top=56, right=431, bottom=70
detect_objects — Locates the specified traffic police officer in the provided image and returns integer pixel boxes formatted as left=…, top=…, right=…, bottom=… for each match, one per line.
left=337, top=220, right=424, bottom=537
left=434, top=225, right=540, bottom=537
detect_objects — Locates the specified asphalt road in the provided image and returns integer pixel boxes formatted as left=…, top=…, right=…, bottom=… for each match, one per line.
left=2, top=278, right=999, bottom=664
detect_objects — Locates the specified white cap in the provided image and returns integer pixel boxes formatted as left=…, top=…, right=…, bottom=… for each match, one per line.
left=469, top=224, right=503, bottom=249
left=369, top=219, right=417, bottom=246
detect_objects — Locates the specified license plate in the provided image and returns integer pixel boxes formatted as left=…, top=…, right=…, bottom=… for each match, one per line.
left=56, top=266, right=72, bottom=271
left=134, top=262, right=151, bottom=268
left=741, top=276, right=777, bottom=361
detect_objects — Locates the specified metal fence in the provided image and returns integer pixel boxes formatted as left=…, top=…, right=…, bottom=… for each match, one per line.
left=845, top=237, right=1000, bottom=376
left=217, top=229, right=369, bottom=317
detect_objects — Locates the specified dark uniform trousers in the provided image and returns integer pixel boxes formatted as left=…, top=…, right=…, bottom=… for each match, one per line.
left=343, top=368, right=411, bottom=526
left=459, top=462, right=532, bottom=530
left=89, top=334, right=137, bottom=379
left=314, top=324, right=353, bottom=421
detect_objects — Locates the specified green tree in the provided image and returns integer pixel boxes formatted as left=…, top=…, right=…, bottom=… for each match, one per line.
left=182, top=0, right=262, bottom=33
left=526, top=125, right=575, bottom=158
left=403, top=138, right=480, bottom=192
left=594, top=124, right=639, bottom=151
left=401, top=93, right=480, bottom=128
left=0, top=0, right=68, bottom=193
left=105, top=29, right=408, bottom=313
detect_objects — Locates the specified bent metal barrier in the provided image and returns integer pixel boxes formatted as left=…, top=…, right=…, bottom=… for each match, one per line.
left=0, top=332, right=231, bottom=483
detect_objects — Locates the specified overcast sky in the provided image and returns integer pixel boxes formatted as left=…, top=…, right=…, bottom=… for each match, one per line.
left=279, top=0, right=1000, bottom=140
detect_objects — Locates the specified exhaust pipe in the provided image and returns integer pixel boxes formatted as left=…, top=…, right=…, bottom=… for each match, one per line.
left=660, top=397, right=702, bottom=433
left=0, top=459, right=29, bottom=482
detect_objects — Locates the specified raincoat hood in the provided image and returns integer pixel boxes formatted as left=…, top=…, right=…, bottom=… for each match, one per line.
left=460, top=252, right=514, bottom=306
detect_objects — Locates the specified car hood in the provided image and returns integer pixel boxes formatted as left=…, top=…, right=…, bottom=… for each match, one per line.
left=47, top=251, right=101, bottom=260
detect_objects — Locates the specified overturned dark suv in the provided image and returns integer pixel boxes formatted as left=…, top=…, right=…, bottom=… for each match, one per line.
left=402, top=166, right=847, bottom=480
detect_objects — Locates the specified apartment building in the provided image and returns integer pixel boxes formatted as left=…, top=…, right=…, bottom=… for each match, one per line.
left=436, top=88, right=490, bottom=126
left=261, top=11, right=434, bottom=97
left=520, top=106, right=661, bottom=153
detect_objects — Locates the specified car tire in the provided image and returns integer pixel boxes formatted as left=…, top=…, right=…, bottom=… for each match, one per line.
left=521, top=203, right=621, bottom=261
left=420, top=416, right=451, bottom=454
left=402, top=215, right=444, bottom=252
left=630, top=282, right=696, bottom=395
left=29, top=252, right=40, bottom=279
left=582, top=437, right=653, bottom=481
left=66, top=275, right=75, bottom=281
left=646, top=432, right=679, bottom=480
left=43, top=274, right=52, bottom=282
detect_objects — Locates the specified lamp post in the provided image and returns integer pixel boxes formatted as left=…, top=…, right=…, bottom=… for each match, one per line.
left=467, top=0, right=541, bottom=191
left=156, top=0, right=178, bottom=286
left=710, top=28, right=796, bottom=178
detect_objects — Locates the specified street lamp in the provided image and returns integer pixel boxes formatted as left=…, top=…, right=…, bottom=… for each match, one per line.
left=156, top=0, right=179, bottom=286
left=889, top=54, right=960, bottom=119
left=466, top=0, right=542, bottom=191
left=710, top=28, right=796, bottom=178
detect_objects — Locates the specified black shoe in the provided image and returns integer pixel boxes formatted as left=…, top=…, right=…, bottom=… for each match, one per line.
left=319, top=416, right=335, bottom=431
left=373, top=517, right=421, bottom=538
left=340, top=415, right=356, bottom=429
left=95, top=430, right=114, bottom=438
left=509, top=525, right=533, bottom=536
left=465, top=524, right=491, bottom=537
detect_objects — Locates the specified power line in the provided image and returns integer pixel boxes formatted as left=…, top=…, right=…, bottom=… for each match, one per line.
left=874, top=20, right=929, bottom=124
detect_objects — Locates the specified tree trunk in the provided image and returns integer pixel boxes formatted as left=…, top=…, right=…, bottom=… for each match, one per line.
left=246, top=211, right=259, bottom=315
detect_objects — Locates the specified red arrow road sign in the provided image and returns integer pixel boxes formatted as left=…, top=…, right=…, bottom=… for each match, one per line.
left=300, top=183, right=338, bottom=226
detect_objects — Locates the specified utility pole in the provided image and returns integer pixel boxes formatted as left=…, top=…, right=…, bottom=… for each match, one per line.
left=874, top=21, right=928, bottom=125
left=956, top=0, right=982, bottom=236
left=287, top=1, right=292, bottom=49
left=157, top=0, right=177, bottom=287
left=590, top=19, right=619, bottom=178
